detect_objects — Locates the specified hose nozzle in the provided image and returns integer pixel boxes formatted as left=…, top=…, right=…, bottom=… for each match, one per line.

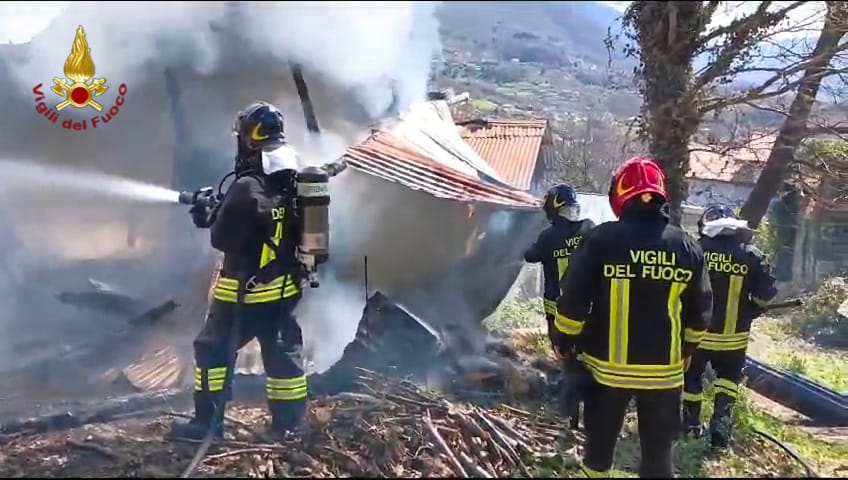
left=178, top=187, right=217, bottom=208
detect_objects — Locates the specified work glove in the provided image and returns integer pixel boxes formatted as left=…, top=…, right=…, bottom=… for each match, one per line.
left=189, top=204, right=213, bottom=229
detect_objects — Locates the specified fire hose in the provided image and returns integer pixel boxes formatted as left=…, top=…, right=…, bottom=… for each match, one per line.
left=179, top=272, right=246, bottom=479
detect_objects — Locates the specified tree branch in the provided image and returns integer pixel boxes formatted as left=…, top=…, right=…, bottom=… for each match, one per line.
left=693, top=1, right=807, bottom=91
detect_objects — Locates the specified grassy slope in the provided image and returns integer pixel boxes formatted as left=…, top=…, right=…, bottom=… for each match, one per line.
left=485, top=299, right=848, bottom=478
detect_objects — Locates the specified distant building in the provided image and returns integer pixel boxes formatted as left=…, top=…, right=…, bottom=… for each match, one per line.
left=456, top=118, right=558, bottom=196
left=686, top=134, right=773, bottom=208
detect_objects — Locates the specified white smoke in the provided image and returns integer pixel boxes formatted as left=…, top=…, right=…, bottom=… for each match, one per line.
left=1, top=1, right=443, bottom=375
left=10, top=1, right=442, bottom=125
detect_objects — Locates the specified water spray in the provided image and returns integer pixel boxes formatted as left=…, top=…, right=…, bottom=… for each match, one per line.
left=0, top=159, right=182, bottom=205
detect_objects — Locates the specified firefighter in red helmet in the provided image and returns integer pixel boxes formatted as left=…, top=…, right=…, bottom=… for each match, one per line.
left=554, top=156, right=713, bottom=478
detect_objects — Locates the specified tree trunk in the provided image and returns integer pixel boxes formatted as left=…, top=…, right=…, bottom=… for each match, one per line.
left=740, top=5, right=848, bottom=229
left=638, top=2, right=702, bottom=225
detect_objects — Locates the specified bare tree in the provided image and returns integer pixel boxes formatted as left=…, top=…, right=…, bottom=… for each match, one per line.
left=740, top=1, right=848, bottom=228
left=616, top=1, right=847, bottom=224
left=549, top=112, right=643, bottom=193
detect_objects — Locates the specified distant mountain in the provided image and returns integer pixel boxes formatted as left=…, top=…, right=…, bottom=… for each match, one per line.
left=436, top=1, right=633, bottom=70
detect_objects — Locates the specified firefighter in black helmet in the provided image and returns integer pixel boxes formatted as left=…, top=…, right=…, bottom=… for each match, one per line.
left=524, top=183, right=595, bottom=351
left=555, top=157, right=713, bottom=478
left=169, top=101, right=309, bottom=440
left=683, top=204, right=777, bottom=448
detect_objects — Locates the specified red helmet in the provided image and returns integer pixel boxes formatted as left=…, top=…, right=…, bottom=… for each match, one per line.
left=608, top=156, right=668, bottom=218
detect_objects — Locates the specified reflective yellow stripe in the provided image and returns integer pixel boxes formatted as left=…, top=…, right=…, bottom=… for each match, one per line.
left=580, top=464, right=610, bottom=478
left=580, top=354, right=684, bottom=376
left=260, top=220, right=284, bottom=269
left=683, top=391, right=703, bottom=402
left=580, top=353, right=684, bottom=389
left=685, top=328, right=706, bottom=344
left=723, top=275, right=744, bottom=334
left=609, top=278, right=631, bottom=364
left=555, top=312, right=585, bottom=335
left=195, top=366, right=228, bottom=392
left=266, top=375, right=308, bottom=401
left=752, top=296, right=770, bottom=308
left=699, top=331, right=749, bottom=351
left=543, top=298, right=557, bottom=315
left=667, top=281, right=686, bottom=363
left=557, top=257, right=569, bottom=280
left=714, top=378, right=739, bottom=399
left=213, top=275, right=301, bottom=303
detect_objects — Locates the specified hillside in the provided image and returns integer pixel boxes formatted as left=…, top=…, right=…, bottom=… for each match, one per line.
left=434, top=1, right=641, bottom=125
left=432, top=2, right=840, bottom=139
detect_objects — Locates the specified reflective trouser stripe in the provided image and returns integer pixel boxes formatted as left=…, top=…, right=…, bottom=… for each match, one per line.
left=557, top=257, right=569, bottom=280
left=667, top=281, right=687, bottom=363
left=723, top=275, right=744, bottom=335
left=685, top=328, right=707, bottom=344
left=267, top=375, right=308, bottom=401
left=683, top=391, right=703, bottom=402
left=543, top=298, right=557, bottom=315
left=213, top=274, right=301, bottom=303
left=714, top=378, right=739, bottom=399
left=609, top=278, right=631, bottom=364
left=752, top=296, right=770, bottom=308
left=195, top=366, right=228, bottom=392
left=581, top=464, right=611, bottom=478
left=555, top=312, right=585, bottom=335
left=700, top=331, right=749, bottom=351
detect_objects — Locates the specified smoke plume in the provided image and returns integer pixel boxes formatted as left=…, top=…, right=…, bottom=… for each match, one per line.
left=0, top=2, right=443, bottom=377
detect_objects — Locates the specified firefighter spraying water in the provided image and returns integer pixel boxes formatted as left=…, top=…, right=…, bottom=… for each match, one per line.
left=168, top=101, right=341, bottom=457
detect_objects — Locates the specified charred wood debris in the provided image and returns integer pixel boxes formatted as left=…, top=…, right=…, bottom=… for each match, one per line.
left=0, top=284, right=578, bottom=478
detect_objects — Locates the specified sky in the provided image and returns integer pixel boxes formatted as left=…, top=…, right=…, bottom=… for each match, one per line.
left=0, top=1, right=826, bottom=44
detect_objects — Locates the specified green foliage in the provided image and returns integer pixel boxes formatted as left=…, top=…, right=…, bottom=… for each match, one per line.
left=471, top=99, right=498, bottom=112
left=786, top=276, right=848, bottom=346
left=483, top=298, right=545, bottom=333
left=752, top=218, right=777, bottom=259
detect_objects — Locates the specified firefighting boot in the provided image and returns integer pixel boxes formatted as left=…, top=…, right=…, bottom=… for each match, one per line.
left=681, top=400, right=704, bottom=438
left=708, top=393, right=735, bottom=449
left=168, top=392, right=226, bottom=441
left=267, top=399, right=307, bottom=439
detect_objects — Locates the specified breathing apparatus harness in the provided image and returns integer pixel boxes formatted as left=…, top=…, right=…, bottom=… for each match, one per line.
left=179, top=163, right=331, bottom=291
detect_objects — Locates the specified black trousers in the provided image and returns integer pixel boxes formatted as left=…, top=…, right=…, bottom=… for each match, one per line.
left=581, top=381, right=681, bottom=478
left=193, top=297, right=307, bottom=427
left=683, top=348, right=745, bottom=426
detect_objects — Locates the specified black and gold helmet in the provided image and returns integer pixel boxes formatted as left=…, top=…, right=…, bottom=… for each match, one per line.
left=233, top=101, right=286, bottom=152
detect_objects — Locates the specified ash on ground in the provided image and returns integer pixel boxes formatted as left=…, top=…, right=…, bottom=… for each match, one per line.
left=0, top=368, right=581, bottom=478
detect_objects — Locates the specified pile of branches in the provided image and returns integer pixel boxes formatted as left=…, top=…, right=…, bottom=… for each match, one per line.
left=186, top=368, right=579, bottom=478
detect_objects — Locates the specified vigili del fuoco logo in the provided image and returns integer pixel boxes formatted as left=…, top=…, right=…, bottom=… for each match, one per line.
left=32, top=25, right=127, bottom=131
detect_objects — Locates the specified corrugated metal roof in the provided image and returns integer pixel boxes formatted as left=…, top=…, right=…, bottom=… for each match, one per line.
left=344, top=130, right=540, bottom=209
left=458, top=119, right=548, bottom=191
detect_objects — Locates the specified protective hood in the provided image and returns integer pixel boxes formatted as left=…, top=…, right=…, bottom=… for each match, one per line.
left=261, top=144, right=300, bottom=175
left=702, top=217, right=753, bottom=238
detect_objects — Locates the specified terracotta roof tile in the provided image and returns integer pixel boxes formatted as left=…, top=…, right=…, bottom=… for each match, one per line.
left=344, top=130, right=540, bottom=209
left=457, top=119, right=548, bottom=191
left=688, top=134, right=775, bottom=184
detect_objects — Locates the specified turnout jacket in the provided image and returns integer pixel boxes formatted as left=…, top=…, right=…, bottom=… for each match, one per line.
left=209, top=172, right=302, bottom=304
left=698, top=235, right=778, bottom=352
left=555, top=208, right=713, bottom=390
left=524, top=218, right=596, bottom=316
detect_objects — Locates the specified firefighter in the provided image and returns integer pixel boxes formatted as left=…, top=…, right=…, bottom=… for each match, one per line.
left=524, top=183, right=595, bottom=351
left=169, top=101, right=308, bottom=440
left=555, top=156, right=713, bottom=478
left=683, top=204, right=778, bottom=448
